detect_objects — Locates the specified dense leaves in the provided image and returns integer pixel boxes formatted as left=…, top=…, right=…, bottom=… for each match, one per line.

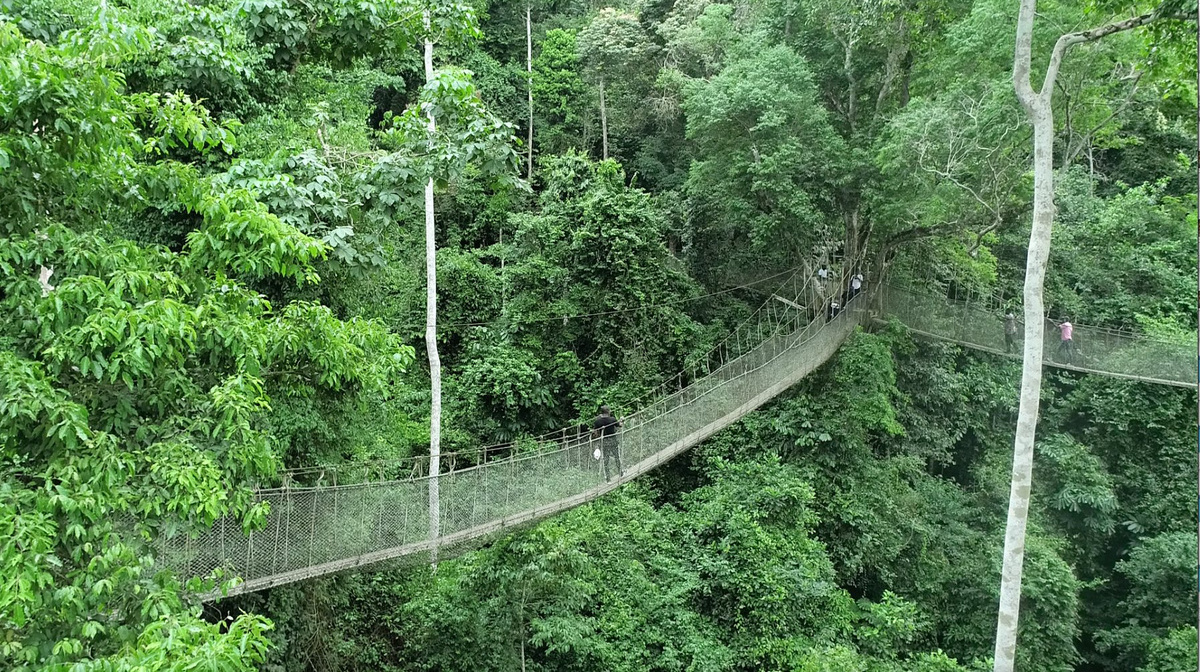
left=3, top=0, right=1195, bottom=669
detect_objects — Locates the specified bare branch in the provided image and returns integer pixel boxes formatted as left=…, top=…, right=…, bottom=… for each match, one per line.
left=1063, top=69, right=1143, bottom=167
left=1040, top=12, right=1157, bottom=105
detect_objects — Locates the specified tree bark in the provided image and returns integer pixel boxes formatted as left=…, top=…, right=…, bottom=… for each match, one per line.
left=843, top=203, right=861, bottom=270
left=998, top=3, right=1171, bottom=669
left=526, top=5, right=534, bottom=180
left=423, top=12, right=442, bottom=567
left=841, top=36, right=857, bottom=133
left=992, top=103, right=1051, bottom=672
left=599, top=76, right=608, bottom=160
left=898, top=50, right=912, bottom=108
left=875, top=17, right=909, bottom=116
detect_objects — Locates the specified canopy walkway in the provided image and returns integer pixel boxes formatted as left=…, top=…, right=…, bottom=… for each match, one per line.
left=881, top=284, right=1197, bottom=389
left=157, top=279, right=1195, bottom=601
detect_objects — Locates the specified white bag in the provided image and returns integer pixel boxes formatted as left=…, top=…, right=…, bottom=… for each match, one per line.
left=593, top=448, right=602, bottom=460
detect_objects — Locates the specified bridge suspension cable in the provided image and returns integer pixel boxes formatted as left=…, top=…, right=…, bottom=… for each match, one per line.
left=149, top=274, right=1193, bottom=601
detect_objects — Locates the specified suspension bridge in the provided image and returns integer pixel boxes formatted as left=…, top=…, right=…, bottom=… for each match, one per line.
left=156, top=277, right=1196, bottom=601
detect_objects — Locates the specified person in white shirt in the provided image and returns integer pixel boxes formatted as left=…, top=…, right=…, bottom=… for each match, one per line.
left=849, top=273, right=863, bottom=300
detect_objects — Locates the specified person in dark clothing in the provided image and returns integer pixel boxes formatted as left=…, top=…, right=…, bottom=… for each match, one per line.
left=826, top=298, right=840, bottom=322
left=1004, top=312, right=1018, bottom=354
left=591, top=405, right=623, bottom=482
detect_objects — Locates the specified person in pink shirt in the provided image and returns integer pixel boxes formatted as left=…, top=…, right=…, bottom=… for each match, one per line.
left=1055, top=319, right=1074, bottom=362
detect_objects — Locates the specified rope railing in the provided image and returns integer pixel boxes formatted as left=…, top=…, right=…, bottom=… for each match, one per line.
left=888, top=259, right=1196, bottom=345
left=260, top=260, right=850, bottom=490
left=150, top=273, right=1193, bottom=601
left=881, top=283, right=1198, bottom=388
left=154, top=267, right=870, bottom=599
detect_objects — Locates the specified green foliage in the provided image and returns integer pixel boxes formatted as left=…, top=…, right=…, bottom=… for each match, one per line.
left=1042, top=168, right=1197, bottom=330
left=257, top=464, right=991, bottom=672
left=684, top=457, right=856, bottom=663
left=360, top=65, right=522, bottom=221
left=872, top=78, right=1026, bottom=265
left=577, top=8, right=655, bottom=79
left=233, top=0, right=481, bottom=68
left=682, top=43, right=846, bottom=280
left=1034, top=433, right=1119, bottom=541
left=500, top=153, right=706, bottom=412
left=855, top=591, right=925, bottom=658
left=214, top=149, right=386, bottom=270
left=1137, top=626, right=1199, bottom=672
left=1052, top=378, right=1197, bottom=540
left=532, top=29, right=588, bottom=155
left=740, top=331, right=1086, bottom=670
left=1095, top=532, right=1199, bottom=669
left=456, top=331, right=563, bottom=440
left=0, top=9, right=413, bottom=668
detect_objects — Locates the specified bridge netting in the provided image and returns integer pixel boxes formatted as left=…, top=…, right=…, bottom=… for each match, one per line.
left=156, top=265, right=865, bottom=597
left=155, top=275, right=1195, bottom=599
left=881, top=284, right=1197, bottom=387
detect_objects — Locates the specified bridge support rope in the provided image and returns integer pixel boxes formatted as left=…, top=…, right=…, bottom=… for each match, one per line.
left=152, top=280, right=1193, bottom=602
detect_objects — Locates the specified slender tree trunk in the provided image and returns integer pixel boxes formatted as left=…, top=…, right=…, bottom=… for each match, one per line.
left=423, top=12, right=442, bottom=566
left=599, top=76, right=608, bottom=160
left=992, top=104, right=1052, bottom=672
left=841, top=37, right=857, bottom=132
left=998, top=3, right=1169, bottom=668
left=526, top=5, right=533, bottom=180
left=843, top=204, right=860, bottom=270
left=499, top=225, right=506, bottom=314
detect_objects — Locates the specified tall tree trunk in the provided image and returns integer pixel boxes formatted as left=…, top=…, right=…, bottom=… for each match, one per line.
left=1000, top=3, right=1170, bottom=669
left=526, top=5, right=533, bottom=180
left=993, top=97, right=1052, bottom=672
left=843, top=204, right=861, bottom=270
left=423, top=12, right=442, bottom=566
left=841, top=37, right=857, bottom=133
left=899, top=50, right=912, bottom=108
left=599, top=77, right=608, bottom=160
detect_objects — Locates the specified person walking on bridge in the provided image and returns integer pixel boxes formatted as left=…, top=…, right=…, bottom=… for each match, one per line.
left=591, top=405, right=623, bottom=482
left=1004, top=312, right=1018, bottom=354
left=825, top=298, right=840, bottom=322
left=1055, top=318, right=1074, bottom=363
left=849, top=273, right=864, bottom=301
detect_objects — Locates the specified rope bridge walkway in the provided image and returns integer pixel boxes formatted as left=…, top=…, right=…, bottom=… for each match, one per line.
left=157, top=279, right=1194, bottom=601
left=881, top=284, right=1197, bottom=389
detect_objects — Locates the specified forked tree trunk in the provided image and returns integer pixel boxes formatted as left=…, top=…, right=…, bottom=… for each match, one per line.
left=423, top=12, right=442, bottom=565
left=998, top=3, right=1170, bottom=669
left=599, top=77, right=608, bottom=160
left=526, top=5, right=534, bottom=180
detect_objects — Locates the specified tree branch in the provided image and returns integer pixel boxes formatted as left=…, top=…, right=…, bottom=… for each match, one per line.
left=1063, top=69, right=1143, bottom=167
left=1040, top=12, right=1157, bottom=105
left=881, top=220, right=960, bottom=250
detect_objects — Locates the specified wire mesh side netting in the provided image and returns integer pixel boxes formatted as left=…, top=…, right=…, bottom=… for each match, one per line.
left=153, top=278, right=1195, bottom=599
left=155, top=290, right=869, bottom=599
left=881, top=283, right=1198, bottom=387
